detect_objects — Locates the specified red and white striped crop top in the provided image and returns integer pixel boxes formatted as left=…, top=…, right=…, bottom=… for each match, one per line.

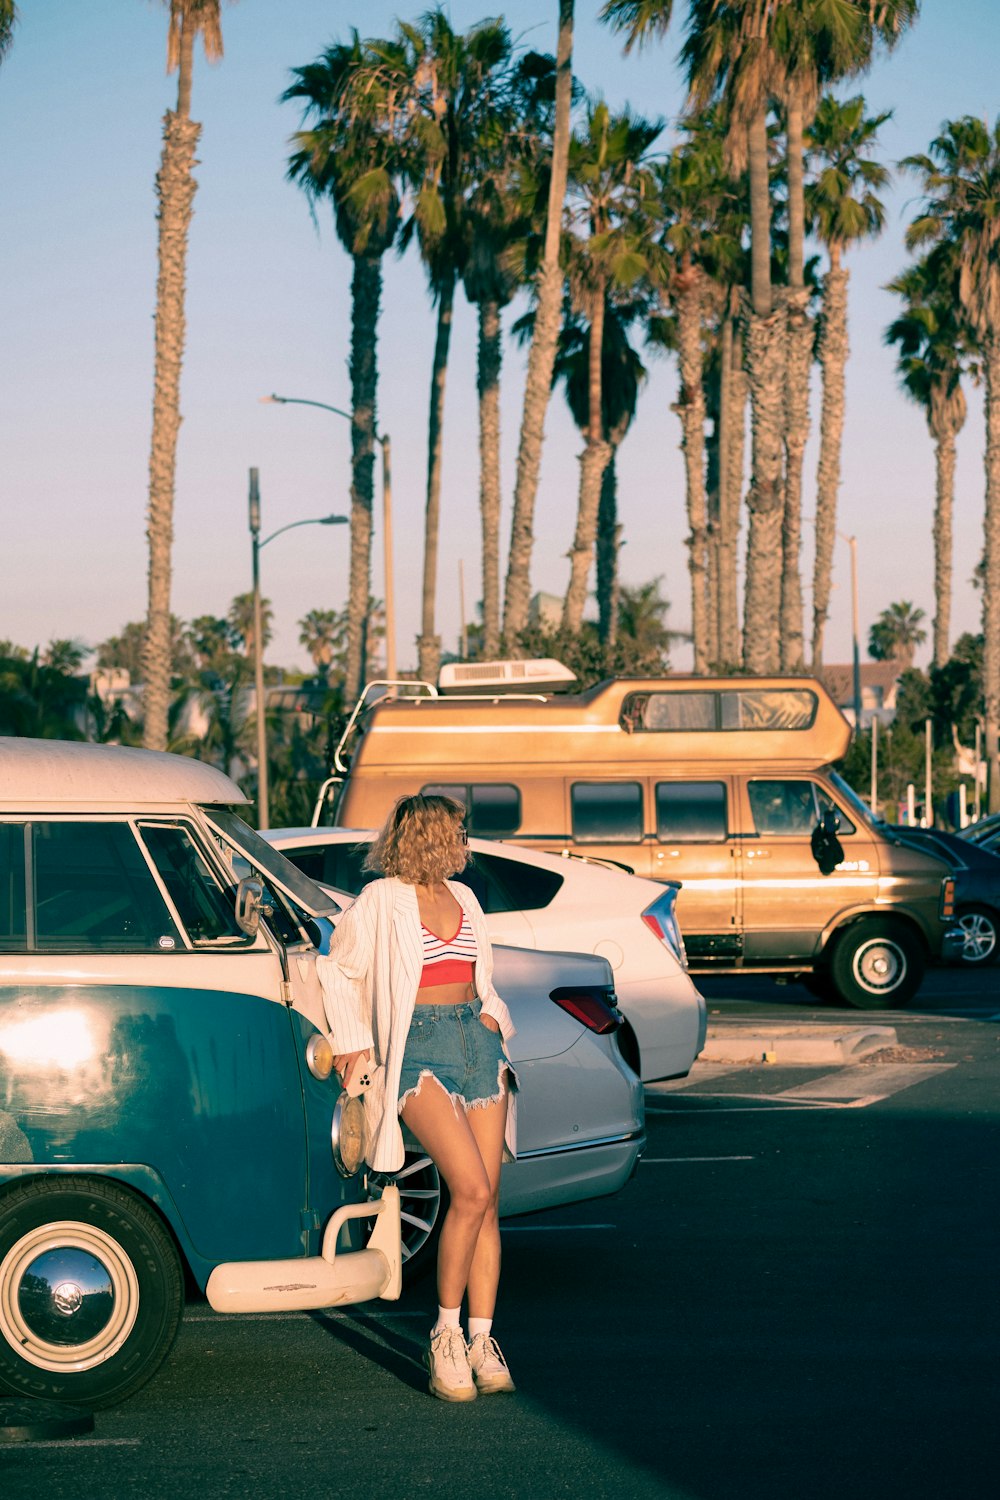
left=418, top=910, right=478, bottom=989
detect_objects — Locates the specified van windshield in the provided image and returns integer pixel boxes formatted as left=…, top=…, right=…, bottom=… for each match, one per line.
left=827, top=771, right=880, bottom=832
left=204, top=810, right=342, bottom=918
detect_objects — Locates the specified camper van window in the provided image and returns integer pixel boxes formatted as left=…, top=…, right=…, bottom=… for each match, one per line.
left=0, top=823, right=27, bottom=952
left=720, top=689, right=816, bottom=731
left=621, top=687, right=817, bottom=732
left=32, top=821, right=183, bottom=953
left=421, top=783, right=521, bottom=838
left=655, top=782, right=728, bottom=842
left=571, top=782, right=643, bottom=843
left=140, top=823, right=247, bottom=944
left=748, top=781, right=855, bottom=838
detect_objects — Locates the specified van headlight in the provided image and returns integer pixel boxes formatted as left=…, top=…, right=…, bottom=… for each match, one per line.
left=306, top=1034, right=334, bottom=1080
left=332, top=1092, right=367, bottom=1177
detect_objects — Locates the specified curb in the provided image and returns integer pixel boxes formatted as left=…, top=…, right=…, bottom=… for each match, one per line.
left=700, top=1023, right=898, bottom=1065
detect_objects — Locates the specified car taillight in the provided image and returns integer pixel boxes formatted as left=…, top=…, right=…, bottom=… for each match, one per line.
left=642, top=887, right=687, bottom=966
left=941, top=876, right=955, bottom=920
left=550, top=986, right=621, bottom=1034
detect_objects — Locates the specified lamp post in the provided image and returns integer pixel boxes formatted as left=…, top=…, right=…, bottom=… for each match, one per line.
left=248, top=466, right=348, bottom=830
left=261, top=394, right=396, bottom=680
left=838, top=530, right=862, bottom=730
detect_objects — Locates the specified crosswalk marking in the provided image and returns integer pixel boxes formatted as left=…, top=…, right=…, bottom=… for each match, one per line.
left=776, top=1063, right=954, bottom=1101
left=645, top=1060, right=956, bottom=1112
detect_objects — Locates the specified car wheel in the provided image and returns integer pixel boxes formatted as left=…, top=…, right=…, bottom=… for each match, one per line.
left=391, top=1150, right=445, bottom=1281
left=829, top=920, right=923, bottom=1010
left=953, top=905, right=1000, bottom=966
left=0, top=1176, right=183, bottom=1409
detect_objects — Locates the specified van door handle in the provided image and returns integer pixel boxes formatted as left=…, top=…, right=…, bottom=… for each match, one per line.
left=658, top=850, right=682, bottom=858
left=746, top=848, right=770, bottom=859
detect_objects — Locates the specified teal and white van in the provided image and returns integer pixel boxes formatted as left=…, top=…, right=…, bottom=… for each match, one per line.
left=0, top=739, right=401, bottom=1408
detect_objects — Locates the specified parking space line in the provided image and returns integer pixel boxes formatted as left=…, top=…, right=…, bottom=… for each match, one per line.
left=8, top=1439, right=142, bottom=1450
left=777, top=1063, right=955, bottom=1100
left=502, top=1223, right=615, bottom=1232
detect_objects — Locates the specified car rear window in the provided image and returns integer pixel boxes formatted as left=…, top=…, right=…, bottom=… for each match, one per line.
left=466, top=853, right=563, bottom=913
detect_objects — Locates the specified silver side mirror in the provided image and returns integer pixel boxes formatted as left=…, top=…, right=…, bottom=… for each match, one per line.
left=235, top=877, right=268, bottom=937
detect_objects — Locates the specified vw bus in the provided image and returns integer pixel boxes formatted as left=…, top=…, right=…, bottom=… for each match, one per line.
left=324, top=673, right=964, bottom=1009
left=0, top=739, right=401, bottom=1409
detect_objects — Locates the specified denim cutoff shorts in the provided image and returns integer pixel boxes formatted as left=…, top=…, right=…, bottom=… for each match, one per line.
left=398, top=997, right=518, bottom=1113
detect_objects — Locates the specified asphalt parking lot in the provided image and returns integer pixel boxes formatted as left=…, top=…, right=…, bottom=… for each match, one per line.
left=3, top=968, right=998, bottom=1500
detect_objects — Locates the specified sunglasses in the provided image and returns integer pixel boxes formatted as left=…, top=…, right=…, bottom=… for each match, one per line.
left=457, top=825, right=469, bottom=844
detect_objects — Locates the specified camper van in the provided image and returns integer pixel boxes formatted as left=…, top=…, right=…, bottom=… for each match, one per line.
left=326, top=673, right=964, bottom=1010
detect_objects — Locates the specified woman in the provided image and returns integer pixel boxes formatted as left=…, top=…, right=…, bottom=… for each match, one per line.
left=317, top=794, right=519, bottom=1402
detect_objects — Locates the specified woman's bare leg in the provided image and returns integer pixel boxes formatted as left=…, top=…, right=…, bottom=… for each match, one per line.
left=464, top=1090, right=509, bottom=1320
left=400, top=1079, right=492, bottom=1308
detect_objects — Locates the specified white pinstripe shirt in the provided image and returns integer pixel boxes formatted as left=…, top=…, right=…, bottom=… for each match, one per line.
left=317, top=878, right=516, bottom=1173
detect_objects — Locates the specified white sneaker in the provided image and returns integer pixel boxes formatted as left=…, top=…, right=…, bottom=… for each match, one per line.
left=467, top=1332, right=516, bottom=1394
left=427, top=1326, right=477, bottom=1402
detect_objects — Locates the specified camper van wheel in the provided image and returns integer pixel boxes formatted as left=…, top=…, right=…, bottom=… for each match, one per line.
left=829, top=920, right=923, bottom=1010
left=0, top=1176, right=184, bottom=1409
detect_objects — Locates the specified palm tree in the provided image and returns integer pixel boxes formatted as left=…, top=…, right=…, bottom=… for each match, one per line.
left=807, top=92, right=890, bottom=670
left=298, top=608, right=340, bottom=678
left=42, top=640, right=89, bottom=675
left=773, top=1, right=919, bottom=671
left=463, top=51, right=556, bottom=660
left=502, top=0, right=576, bottom=649
left=143, top=0, right=230, bottom=751
left=868, top=601, right=927, bottom=668
left=228, top=591, right=273, bottom=665
left=0, top=2, right=17, bottom=61
left=285, top=33, right=403, bottom=704
left=886, top=253, right=973, bottom=667
left=561, top=101, right=662, bottom=636
left=395, top=11, right=515, bottom=681
left=553, top=298, right=646, bottom=648
left=904, top=116, right=1000, bottom=809
left=657, top=109, right=742, bottom=672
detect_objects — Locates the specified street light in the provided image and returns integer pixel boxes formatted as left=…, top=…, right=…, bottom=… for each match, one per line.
left=248, top=466, right=348, bottom=830
left=260, top=394, right=396, bottom=680
left=838, top=531, right=862, bottom=730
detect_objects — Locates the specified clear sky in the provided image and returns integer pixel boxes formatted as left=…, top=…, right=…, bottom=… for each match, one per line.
left=1, top=1, right=996, bottom=679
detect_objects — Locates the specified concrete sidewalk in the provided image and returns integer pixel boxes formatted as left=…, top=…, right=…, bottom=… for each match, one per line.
left=699, top=1022, right=898, bottom=1065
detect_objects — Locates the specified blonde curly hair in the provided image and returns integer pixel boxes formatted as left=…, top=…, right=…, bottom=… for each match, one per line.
left=364, top=794, right=469, bottom=885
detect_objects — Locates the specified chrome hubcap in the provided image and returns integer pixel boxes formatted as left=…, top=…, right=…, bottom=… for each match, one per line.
left=0, top=1222, right=139, bottom=1371
left=853, top=939, right=905, bottom=994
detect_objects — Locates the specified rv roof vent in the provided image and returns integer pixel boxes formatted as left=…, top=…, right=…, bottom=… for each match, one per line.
left=437, top=658, right=577, bottom=694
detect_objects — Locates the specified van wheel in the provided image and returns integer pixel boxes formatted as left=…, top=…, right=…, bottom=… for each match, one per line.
left=829, top=921, right=923, bottom=1010
left=0, top=1177, right=183, bottom=1409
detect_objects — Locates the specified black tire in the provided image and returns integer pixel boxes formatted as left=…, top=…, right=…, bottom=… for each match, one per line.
left=0, top=1176, right=184, bottom=1409
left=829, top=920, right=924, bottom=1010
left=953, top=905, right=1000, bottom=966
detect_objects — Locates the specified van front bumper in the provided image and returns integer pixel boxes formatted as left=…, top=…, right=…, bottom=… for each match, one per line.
left=205, top=1185, right=401, bottom=1313
left=941, top=927, right=968, bottom=963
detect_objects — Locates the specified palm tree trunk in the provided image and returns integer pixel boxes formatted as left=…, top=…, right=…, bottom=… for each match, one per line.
left=811, top=247, right=849, bottom=672
left=477, top=298, right=503, bottom=659
left=930, top=422, right=956, bottom=670
left=983, top=341, right=1000, bottom=813
left=781, top=288, right=811, bottom=670
left=344, top=250, right=382, bottom=704
left=142, top=23, right=199, bottom=751
left=502, top=0, right=574, bottom=648
left=742, top=106, right=784, bottom=673
left=417, top=275, right=456, bottom=682
left=675, top=271, right=710, bottom=672
left=596, top=448, right=620, bottom=650
left=563, top=289, right=611, bottom=633
left=718, top=301, right=746, bottom=667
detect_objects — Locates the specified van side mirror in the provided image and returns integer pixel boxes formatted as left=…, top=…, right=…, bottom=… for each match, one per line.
left=235, top=877, right=268, bottom=937
left=810, top=811, right=844, bottom=876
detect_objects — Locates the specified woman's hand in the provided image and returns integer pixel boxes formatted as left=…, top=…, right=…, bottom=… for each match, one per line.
left=333, top=1048, right=371, bottom=1079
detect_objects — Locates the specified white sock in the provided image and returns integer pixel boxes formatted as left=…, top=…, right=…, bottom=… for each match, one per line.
left=468, top=1317, right=493, bottom=1341
left=431, top=1305, right=462, bottom=1336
